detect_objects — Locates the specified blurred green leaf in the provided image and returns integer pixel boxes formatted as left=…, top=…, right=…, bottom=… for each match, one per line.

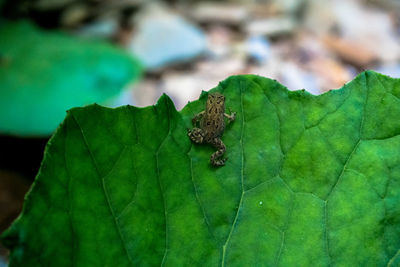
left=0, top=20, right=142, bottom=136
left=2, top=71, right=400, bottom=266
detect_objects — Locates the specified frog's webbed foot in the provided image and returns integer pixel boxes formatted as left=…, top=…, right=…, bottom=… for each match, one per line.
left=224, top=109, right=236, bottom=123
left=188, top=127, right=204, bottom=144
left=210, top=138, right=227, bottom=166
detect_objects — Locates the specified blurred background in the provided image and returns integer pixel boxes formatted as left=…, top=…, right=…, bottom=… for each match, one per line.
left=1, top=0, right=400, bottom=264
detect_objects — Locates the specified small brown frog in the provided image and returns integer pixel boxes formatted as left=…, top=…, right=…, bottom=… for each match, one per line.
left=188, top=93, right=236, bottom=166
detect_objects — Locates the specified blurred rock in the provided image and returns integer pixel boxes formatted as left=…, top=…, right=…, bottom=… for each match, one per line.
left=196, top=57, right=246, bottom=80
left=131, top=78, right=164, bottom=108
left=162, top=57, right=246, bottom=109
left=295, top=32, right=331, bottom=61
left=190, top=2, right=249, bottom=25
left=248, top=3, right=280, bottom=18
left=238, top=0, right=305, bottom=15
left=304, top=0, right=400, bottom=62
left=245, top=17, right=296, bottom=37
left=309, top=57, right=353, bottom=91
left=279, top=62, right=320, bottom=94
left=376, top=64, right=400, bottom=78
left=128, top=4, right=207, bottom=69
left=268, top=0, right=305, bottom=15
left=76, top=16, right=119, bottom=39
left=323, top=35, right=377, bottom=67
left=293, top=33, right=354, bottom=91
left=163, top=72, right=205, bottom=109
left=60, top=3, right=89, bottom=27
left=30, top=0, right=144, bottom=28
left=369, top=0, right=400, bottom=13
left=246, top=35, right=271, bottom=64
left=246, top=50, right=281, bottom=77
left=302, top=0, right=336, bottom=35
left=206, top=25, right=234, bottom=59
left=108, top=86, right=136, bottom=107
left=98, top=0, right=143, bottom=11
left=35, top=0, right=74, bottom=10
left=333, top=0, right=400, bottom=62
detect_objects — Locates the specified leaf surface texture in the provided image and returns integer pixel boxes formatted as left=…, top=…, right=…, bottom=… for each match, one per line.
left=2, top=71, right=400, bottom=266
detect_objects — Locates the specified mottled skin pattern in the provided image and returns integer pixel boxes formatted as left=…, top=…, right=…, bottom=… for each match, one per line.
left=188, top=93, right=236, bottom=166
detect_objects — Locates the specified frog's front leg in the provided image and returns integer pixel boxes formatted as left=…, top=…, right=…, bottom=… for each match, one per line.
left=192, top=111, right=205, bottom=126
left=210, top=137, right=226, bottom=166
left=188, top=128, right=204, bottom=144
left=224, top=109, right=236, bottom=123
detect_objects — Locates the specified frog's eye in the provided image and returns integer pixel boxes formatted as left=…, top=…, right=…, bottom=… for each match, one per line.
left=207, top=121, right=211, bottom=125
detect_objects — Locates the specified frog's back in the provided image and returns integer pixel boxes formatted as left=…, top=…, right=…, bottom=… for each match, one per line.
left=201, top=93, right=226, bottom=143
left=201, top=114, right=225, bottom=142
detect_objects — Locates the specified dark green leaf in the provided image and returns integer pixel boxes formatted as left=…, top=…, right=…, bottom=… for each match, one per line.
left=2, top=71, right=400, bottom=266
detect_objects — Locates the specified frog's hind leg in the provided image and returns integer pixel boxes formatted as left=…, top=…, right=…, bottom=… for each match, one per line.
left=210, top=138, right=226, bottom=166
left=188, top=127, right=204, bottom=144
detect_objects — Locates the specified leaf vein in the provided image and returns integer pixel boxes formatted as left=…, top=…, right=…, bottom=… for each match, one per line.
left=71, top=113, right=134, bottom=265
left=155, top=99, right=174, bottom=267
left=275, top=192, right=295, bottom=266
left=189, top=149, right=218, bottom=244
left=221, top=80, right=245, bottom=266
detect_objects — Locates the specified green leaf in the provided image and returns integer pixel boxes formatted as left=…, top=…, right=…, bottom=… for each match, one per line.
left=0, top=20, right=142, bottom=136
left=2, top=71, right=400, bottom=266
